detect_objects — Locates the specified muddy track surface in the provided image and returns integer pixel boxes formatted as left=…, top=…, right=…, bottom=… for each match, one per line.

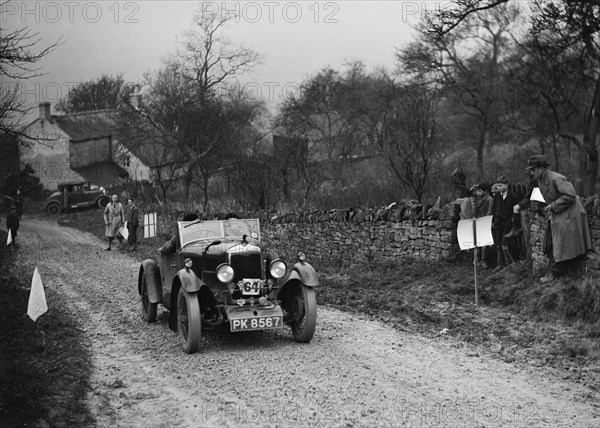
left=13, top=219, right=600, bottom=427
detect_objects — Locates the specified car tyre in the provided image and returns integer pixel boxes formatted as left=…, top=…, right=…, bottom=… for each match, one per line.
left=289, top=285, right=317, bottom=343
left=46, top=203, right=61, bottom=216
left=177, top=287, right=201, bottom=354
left=140, top=268, right=158, bottom=323
left=97, top=197, right=109, bottom=208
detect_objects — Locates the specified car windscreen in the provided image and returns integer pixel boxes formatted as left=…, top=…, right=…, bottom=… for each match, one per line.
left=178, top=219, right=260, bottom=248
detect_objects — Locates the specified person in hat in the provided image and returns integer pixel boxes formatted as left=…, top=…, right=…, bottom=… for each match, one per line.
left=6, top=205, right=20, bottom=246
left=14, top=188, right=24, bottom=220
left=491, top=175, right=522, bottom=272
left=459, top=183, right=494, bottom=267
left=126, top=197, right=140, bottom=252
left=473, top=182, right=494, bottom=268
left=524, top=155, right=592, bottom=282
left=103, top=194, right=125, bottom=251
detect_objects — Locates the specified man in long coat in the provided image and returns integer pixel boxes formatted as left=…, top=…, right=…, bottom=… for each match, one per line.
left=103, top=194, right=124, bottom=251
left=126, top=197, right=139, bottom=252
left=526, top=155, right=592, bottom=283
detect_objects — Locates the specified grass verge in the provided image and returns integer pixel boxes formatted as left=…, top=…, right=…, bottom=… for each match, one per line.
left=0, top=228, right=94, bottom=427
left=319, top=257, right=600, bottom=390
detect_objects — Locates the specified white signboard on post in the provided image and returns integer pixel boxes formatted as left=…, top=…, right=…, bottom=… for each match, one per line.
left=144, top=213, right=157, bottom=238
left=456, top=215, right=494, bottom=250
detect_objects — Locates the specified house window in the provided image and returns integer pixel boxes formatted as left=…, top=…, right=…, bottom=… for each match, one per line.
left=124, top=155, right=131, bottom=167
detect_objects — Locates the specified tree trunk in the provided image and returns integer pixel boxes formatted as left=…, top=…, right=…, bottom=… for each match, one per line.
left=202, top=175, right=209, bottom=213
left=477, top=135, right=485, bottom=180
left=584, top=80, right=600, bottom=195
left=182, top=161, right=197, bottom=204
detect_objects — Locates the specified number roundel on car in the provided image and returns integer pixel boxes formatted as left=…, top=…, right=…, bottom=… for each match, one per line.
left=216, top=263, right=235, bottom=283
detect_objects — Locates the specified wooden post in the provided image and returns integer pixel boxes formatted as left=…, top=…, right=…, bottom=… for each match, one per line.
left=473, top=218, right=478, bottom=306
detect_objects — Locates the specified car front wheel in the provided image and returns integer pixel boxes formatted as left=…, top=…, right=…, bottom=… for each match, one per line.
left=140, top=269, right=157, bottom=322
left=177, top=287, right=201, bottom=353
left=289, top=285, right=317, bottom=343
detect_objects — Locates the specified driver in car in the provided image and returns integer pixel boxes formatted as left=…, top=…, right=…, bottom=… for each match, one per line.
left=158, top=213, right=199, bottom=254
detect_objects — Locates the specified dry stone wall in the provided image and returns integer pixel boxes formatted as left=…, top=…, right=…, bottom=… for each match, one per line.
left=247, top=201, right=600, bottom=273
left=529, top=212, right=600, bottom=273
left=250, top=202, right=460, bottom=268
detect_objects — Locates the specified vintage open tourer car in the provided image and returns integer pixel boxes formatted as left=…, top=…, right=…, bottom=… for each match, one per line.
left=137, top=218, right=318, bottom=353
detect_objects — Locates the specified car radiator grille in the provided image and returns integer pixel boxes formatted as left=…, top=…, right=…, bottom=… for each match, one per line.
left=231, top=253, right=263, bottom=281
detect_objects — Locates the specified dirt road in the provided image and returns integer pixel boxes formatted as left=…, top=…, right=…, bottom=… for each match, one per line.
left=13, top=219, right=600, bottom=427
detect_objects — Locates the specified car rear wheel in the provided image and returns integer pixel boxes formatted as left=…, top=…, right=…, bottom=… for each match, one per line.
left=289, top=285, right=317, bottom=343
left=140, top=269, right=157, bottom=323
left=177, top=287, right=201, bottom=353
left=97, top=197, right=109, bottom=208
left=46, top=203, right=61, bottom=215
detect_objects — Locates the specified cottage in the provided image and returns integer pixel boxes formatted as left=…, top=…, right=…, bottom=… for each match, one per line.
left=20, top=102, right=152, bottom=190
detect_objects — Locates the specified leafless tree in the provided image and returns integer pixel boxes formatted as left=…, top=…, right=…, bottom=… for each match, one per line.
left=399, top=3, right=520, bottom=178
left=0, top=3, right=61, bottom=142
left=419, top=0, right=600, bottom=192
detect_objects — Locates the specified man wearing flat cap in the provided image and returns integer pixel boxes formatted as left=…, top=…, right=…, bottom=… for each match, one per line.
left=525, top=155, right=592, bottom=283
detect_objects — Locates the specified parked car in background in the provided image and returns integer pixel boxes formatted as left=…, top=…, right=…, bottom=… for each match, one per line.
left=138, top=218, right=318, bottom=353
left=45, top=181, right=109, bottom=215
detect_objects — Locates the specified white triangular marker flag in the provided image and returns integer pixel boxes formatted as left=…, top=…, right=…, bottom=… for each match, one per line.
left=530, top=187, right=545, bottom=203
left=27, top=268, right=48, bottom=322
left=118, top=221, right=129, bottom=240
left=6, top=229, right=12, bottom=246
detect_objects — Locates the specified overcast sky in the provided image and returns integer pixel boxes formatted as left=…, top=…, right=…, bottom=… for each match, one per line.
left=4, top=1, right=434, bottom=123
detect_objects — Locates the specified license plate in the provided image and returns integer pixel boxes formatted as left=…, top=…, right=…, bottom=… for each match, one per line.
left=240, top=279, right=261, bottom=296
left=230, top=316, right=283, bottom=332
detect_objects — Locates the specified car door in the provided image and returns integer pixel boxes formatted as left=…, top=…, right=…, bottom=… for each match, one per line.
left=80, top=183, right=95, bottom=206
left=65, top=184, right=83, bottom=208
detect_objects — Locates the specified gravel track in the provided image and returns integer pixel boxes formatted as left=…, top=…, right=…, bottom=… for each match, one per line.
left=13, top=219, right=600, bottom=427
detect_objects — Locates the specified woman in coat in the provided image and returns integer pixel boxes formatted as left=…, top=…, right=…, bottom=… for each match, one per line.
left=526, top=155, right=592, bottom=282
left=103, top=194, right=125, bottom=250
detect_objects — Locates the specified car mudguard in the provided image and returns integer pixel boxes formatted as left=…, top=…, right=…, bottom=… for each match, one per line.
left=280, top=261, right=319, bottom=288
left=177, top=268, right=204, bottom=293
left=139, top=259, right=162, bottom=304
left=168, top=272, right=207, bottom=332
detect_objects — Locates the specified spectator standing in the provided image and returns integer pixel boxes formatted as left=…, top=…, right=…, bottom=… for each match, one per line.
left=103, top=194, right=124, bottom=251
left=524, top=155, right=592, bottom=282
left=14, top=189, right=24, bottom=220
left=472, top=183, right=494, bottom=268
left=491, top=175, right=522, bottom=272
left=126, top=197, right=139, bottom=252
left=6, top=206, right=19, bottom=246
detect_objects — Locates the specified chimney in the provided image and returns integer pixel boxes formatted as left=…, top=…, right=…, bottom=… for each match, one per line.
left=129, top=84, right=142, bottom=110
left=39, top=102, right=51, bottom=120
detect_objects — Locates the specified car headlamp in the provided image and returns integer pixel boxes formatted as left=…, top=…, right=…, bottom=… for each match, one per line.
left=216, top=264, right=235, bottom=283
left=269, top=260, right=287, bottom=279
left=184, top=258, right=193, bottom=268
left=298, top=252, right=306, bottom=262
